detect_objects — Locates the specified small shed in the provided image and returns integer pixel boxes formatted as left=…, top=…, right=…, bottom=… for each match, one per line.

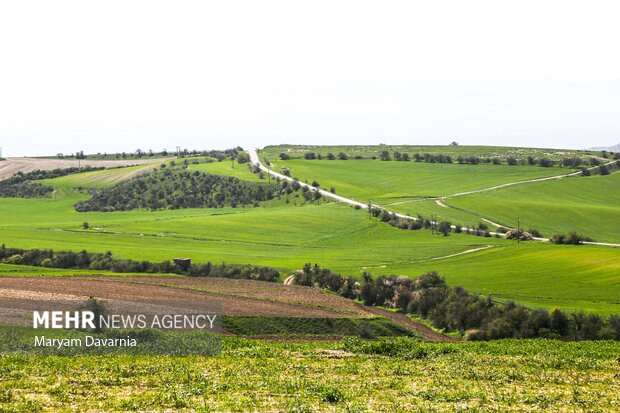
left=173, top=258, right=191, bottom=271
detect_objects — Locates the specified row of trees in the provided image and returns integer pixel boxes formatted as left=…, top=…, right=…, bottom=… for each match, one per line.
left=0, top=245, right=280, bottom=281
left=550, top=232, right=595, bottom=245
left=294, top=264, right=620, bottom=341
left=56, top=147, right=245, bottom=161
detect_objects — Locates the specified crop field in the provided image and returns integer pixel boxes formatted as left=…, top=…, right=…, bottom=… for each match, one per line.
left=262, top=144, right=593, bottom=161
left=38, top=164, right=160, bottom=189
left=0, top=157, right=171, bottom=181
left=1, top=159, right=619, bottom=314
left=447, top=172, right=620, bottom=243
left=0, top=275, right=374, bottom=319
left=0, top=338, right=618, bottom=411
left=266, top=158, right=576, bottom=200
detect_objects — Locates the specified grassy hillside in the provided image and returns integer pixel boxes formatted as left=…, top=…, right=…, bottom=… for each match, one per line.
left=38, top=164, right=160, bottom=189
left=1, top=338, right=618, bottom=411
left=263, top=144, right=593, bottom=160
left=1, top=160, right=618, bottom=314
left=447, top=172, right=620, bottom=242
left=267, top=158, right=574, bottom=199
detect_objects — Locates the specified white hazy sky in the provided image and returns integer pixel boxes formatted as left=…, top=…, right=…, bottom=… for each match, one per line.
left=1, top=0, right=620, bottom=156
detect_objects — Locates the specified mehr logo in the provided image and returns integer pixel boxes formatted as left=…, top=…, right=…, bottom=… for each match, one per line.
left=34, top=311, right=97, bottom=329
left=32, top=311, right=218, bottom=330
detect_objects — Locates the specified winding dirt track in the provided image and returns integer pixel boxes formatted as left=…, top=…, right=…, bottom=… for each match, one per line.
left=250, top=149, right=620, bottom=247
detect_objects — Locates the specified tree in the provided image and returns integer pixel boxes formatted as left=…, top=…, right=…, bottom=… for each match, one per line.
left=379, top=151, right=390, bottom=161
left=304, top=152, right=317, bottom=160
left=311, top=180, right=320, bottom=188
left=506, top=157, right=517, bottom=166
left=82, top=222, right=90, bottom=229
left=326, top=152, right=336, bottom=160
left=437, top=221, right=451, bottom=236
left=393, top=151, right=402, bottom=161
left=279, top=152, right=290, bottom=160
left=401, top=153, right=410, bottom=161
left=337, top=152, right=348, bottom=160
left=599, top=164, right=610, bottom=175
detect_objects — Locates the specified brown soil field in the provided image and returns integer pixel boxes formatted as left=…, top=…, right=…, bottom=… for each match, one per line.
left=0, top=276, right=372, bottom=319
left=0, top=157, right=172, bottom=181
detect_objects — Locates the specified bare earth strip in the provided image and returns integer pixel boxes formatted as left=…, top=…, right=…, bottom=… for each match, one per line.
left=0, top=157, right=173, bottom=181
left=0, top=275, right=454, bottom=340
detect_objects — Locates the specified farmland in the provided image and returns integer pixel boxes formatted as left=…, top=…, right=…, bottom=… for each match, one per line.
left=0, top=338, right=618, bottom=411
left=0, top=154, right=619, bottom=314
left=264, top=158, right=573, bottom=200
left=447, top=172, right=620, bottom=243
left=262, top=144, right=594, bottom=161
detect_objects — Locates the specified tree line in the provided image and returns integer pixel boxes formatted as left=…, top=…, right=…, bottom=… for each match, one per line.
left=0, top=245, right=280, bottom=281
left=294, top=264, right=620, bottom=341
left=286, top=149, right=620, bottom=169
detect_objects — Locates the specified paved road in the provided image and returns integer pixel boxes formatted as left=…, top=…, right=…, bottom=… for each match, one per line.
left=249, top=149, right=620, bottom=247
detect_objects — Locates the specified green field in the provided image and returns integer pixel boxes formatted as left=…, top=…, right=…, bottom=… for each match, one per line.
left=447, top=173, right=620, bottom=243
left=1, top=338, right=618, bottom=411
left=266, top=158, right=575, bottom=199
left=1, top=161, right=619, bottom=314
left=39, top=164, right=160, bottom=189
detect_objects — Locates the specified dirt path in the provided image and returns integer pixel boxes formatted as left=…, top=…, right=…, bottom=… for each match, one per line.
left=444, top=160, right=618, bottom=199
left=425, top=245, right=494, bottom=261
left=250, top=149, right=620, bottom=248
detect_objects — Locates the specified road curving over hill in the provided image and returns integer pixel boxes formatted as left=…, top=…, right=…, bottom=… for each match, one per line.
left=249, top=149, right=620, bottom=248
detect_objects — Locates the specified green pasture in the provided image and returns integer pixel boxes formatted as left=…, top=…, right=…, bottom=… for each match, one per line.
left=188, top=160, right=266, bottom=182
left=268, top=158, right=575, bottom=199
left=0, top=161, right=618, bottom=314
left=38, top=164, right=160, bottom=189
left=447, top=172, right=620, bottom=243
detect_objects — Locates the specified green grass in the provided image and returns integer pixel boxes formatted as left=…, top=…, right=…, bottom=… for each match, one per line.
left=38, top=164, right=160, bottom=189
left=263, top=144, right=594, bottom=160
left=188, top=160, right=267, bottom=182
left=447, top=172, right=620, bottom=243
left=268, top=158, right=574, bottom=199
left=406, top=243, right=620, bottom=314
left=0, top=159, right=618, bottom=314
left=0, top=338, right=617, bottom=411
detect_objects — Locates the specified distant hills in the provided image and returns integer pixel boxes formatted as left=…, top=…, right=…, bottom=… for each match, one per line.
left=588, top=142, right=620, bottom=152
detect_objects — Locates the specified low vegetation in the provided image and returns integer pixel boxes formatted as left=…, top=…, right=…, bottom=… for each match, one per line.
left=294, top=264, right=620, bottom=340
left=0, top=245, right=280, bottom=281
left=0, top=338, right=617, bottom=411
